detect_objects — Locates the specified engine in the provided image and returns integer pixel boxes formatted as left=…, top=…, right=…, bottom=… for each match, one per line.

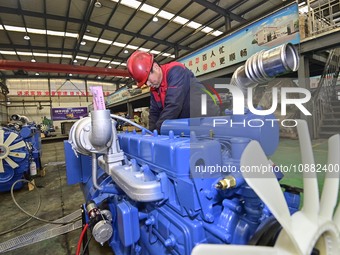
left=65, top=43, right=304, bottom=254
left=0, top=115, right=42, bottom=192
left=65, top=111, right=301, bottom=254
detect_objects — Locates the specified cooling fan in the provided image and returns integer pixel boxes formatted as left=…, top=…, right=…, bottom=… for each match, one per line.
left=40, top=124, right=49, bottom=133
left=192, top=119, right=340, bottom=255
left=0, top=129, right=27, bottom=176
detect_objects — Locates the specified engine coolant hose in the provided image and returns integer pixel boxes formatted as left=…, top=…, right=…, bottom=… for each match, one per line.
left=110, top=114, right=153, bottom=135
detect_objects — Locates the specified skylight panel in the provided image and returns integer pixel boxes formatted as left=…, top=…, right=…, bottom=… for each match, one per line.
left=157, top=10, right=175, bottom=20
left=98, top=38, right=113, bottom=45
left=212, top=30, right=223, bottom=36
left=113, top=42, right=127, bottom=47
left=140, top=3, right=158, bottom=15
left=173, top=16, right=189, bottom=25
left=4, top=25, right=26, bottom=32
left=187, top=21, right=201, bottom=29
left=202, top=27, right=213, bottom=33
left=83, top=35, right=98, bottom=42
left=120, top=0, right=141, bottom=9
left=110, top=0, right=222, bottom=36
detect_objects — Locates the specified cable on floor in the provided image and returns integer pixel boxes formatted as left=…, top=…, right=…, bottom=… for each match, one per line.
left=0, top=179, right=41, bottom=236
left=10, top=179, right=81, bottom=226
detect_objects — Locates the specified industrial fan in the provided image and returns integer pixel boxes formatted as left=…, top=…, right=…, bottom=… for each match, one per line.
left=0, top=128, right=30, bottom=191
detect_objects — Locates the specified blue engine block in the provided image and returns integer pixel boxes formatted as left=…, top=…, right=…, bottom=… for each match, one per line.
left=0, top=122, right=42, bottom=192
left=65, top=112, right=300, bottom=255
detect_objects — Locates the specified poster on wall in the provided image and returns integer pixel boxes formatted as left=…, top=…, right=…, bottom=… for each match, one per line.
left=51, top=107, right=88, bottom=120
left=106, top=87, right=130, bottom=105
left=106, top=87, right=150, bottom=105
left=179, top=3, right=300, bottom=76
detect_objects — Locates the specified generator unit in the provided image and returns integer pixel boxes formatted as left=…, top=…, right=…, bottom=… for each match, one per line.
left=0, top=115, right=42, bottom=192
left=64, top=44, right=334, bottom=255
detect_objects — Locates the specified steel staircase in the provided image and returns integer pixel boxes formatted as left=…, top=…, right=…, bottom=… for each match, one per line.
left=313, top=48, right=340, bottom=138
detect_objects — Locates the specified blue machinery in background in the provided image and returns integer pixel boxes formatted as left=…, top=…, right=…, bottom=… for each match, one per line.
left=0, top=115, right=42, bottom=192
left=65, top=44, right=305, bottom=254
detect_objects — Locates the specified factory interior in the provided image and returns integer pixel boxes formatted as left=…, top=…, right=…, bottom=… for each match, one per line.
left=1, top=0, right=340, bottom=255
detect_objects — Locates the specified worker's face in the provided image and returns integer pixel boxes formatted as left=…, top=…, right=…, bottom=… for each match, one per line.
left=146, top=63, right=162, bottom=89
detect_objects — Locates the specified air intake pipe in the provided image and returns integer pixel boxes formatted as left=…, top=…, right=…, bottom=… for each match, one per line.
left=68, top=110, right=114, bottom=155
left=89, top=110, right=113, bottom=151
left=11, top=114, right=30, bottom=124
left=231, top=43, right=299, bottom=95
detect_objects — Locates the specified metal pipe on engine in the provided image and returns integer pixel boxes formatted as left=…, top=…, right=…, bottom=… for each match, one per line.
left=91, top=153, right=102, bottom=190
left=88, top=110, right=115, bottom=191
left=231, top=43, right=299, bottom=95
left=11, top=114, right=30, bottom=124
left=90, top=110, right=113, bottom=150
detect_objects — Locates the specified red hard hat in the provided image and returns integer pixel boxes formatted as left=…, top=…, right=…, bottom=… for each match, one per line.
left=127, top=51, right=154, bottom=87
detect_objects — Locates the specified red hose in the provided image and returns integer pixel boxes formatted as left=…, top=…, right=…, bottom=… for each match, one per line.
left=76, top=223, right=89, bottom=255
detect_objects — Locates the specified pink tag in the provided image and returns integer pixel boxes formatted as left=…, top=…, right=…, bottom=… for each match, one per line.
left=90, top=86, right=106, bottom=110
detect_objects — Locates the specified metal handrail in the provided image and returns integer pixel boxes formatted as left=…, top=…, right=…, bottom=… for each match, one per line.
left=312, top=48, right=340, bottom=138
left=308, top=0, right=340, bottom=37
left=300, top=0, right=340, bottom=39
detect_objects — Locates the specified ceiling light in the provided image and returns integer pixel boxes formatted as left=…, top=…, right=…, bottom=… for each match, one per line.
left=0, top=50, right=130, bottom=73
left=31, top=59, right=36, bottom=62
left=202, top=27, right=213, bottom=33
left=140, top=3, right=158, bottom=14
left=187, top=21, right=201, bottom=29
left=108, top=65, right=112, bottom=69
left=35, top=72, right=39, bottom=76
left=94, top=1, right=102, bottom=8
left=73, top=59, right=78, bottom=63
left=0, top=50, right=73, bottom=59
left=110, top=0, right=222, bottom=36
left=173, top=16, right=189, bottom=25
left=97, top=76, right=102, bottom=79
left=24, top=35, right=30, bottom=40
left=69, top=74, right=73, bottom=76
left=1, top=25, right=78, bottom=38
left=0, top=24, right=174, bottom=59
left=212, top=31, right=223, bottom=37
left=299, top=5, right=310, bottom=13
left=124, top=50, right=129, bottom=54
left=152, top=16, right=158, bottom=22
left=158, top=10, right=174, bottom=20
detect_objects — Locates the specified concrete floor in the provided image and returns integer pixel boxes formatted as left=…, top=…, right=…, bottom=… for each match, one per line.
left=0, top=136, right=335, bottom=254
left=0, top=138, right=112, bottom=255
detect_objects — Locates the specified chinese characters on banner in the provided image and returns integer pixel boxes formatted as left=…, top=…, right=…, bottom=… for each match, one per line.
left=180, top=4, right=300, bottom=76
left=15, top=91, right=111, bottom=96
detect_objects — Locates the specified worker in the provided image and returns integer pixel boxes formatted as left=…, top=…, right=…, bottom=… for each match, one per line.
left=127, top=51, right=219, bottom=132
